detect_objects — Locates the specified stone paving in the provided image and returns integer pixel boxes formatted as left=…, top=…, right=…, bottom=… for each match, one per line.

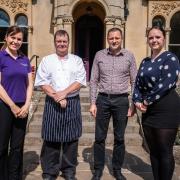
left=23, top=145, right=180, bottom=180
left=23, top=88, right=180, bottom=180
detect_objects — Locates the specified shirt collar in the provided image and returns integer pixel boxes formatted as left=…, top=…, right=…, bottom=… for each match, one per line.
left=107, top=48, right=124, bottom=56
left=56, top=53, right=69, bottom=61
left=2, top=50, right=24, bottom=58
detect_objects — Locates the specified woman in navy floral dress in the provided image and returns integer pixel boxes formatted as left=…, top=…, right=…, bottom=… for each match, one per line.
left=133, top=26, right=180, bottom=180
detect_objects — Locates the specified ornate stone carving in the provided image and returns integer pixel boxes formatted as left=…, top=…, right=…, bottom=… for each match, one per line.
left=0, top=0, right=28, bottom=13
left=27, top=25, right=33, bottom=33
left=62, top=16, right=74, bottom=24
left=104, top=16, right=125, bottom=26
left=53, top=15, right=74, bottom=26
left=104, top=16, right=116, bottom=23
left=151, top=2, right=180, bottom=16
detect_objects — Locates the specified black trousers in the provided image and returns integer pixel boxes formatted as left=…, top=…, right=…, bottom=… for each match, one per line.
left=94, top=94, right=129, bottom=173
left=0, top=102, right=27, bottom=180
left=41, top=139, right=78, bottom=179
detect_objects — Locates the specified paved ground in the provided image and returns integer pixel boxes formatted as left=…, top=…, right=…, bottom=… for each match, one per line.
left=23, top=145, right=180, bottom=180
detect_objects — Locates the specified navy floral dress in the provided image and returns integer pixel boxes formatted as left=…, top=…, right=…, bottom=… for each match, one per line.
left=133, top=51, right=180, bottom=128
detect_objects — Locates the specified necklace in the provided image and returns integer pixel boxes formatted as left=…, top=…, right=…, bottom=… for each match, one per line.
left=151, top=50, right=166, bottom=62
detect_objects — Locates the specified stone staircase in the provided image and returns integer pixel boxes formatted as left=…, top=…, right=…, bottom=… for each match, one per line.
left=24, top=87, right=142, bottom=148
left=23, top=87, right=180, bottom=180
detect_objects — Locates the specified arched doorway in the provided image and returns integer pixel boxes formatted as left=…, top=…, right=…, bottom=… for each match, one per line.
left=73, top=2, right=105, bottom=81
left=169, top=11, right=180, bottom=60
left=75, top=15, right=104, bottom=80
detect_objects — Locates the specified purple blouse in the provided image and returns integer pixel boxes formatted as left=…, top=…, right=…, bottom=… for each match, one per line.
left=0, top=50, right=31, bottom=103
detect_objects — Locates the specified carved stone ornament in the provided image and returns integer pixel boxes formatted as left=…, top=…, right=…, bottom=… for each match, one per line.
left=151, top=2, right=180, bottom=16
left=0, top=0, right=28, bottom=13
left=104, top=16, right=116, bottom=23
left=62, top=16, right=74, bottom=24
left=104, top=16, right=125, bottom=26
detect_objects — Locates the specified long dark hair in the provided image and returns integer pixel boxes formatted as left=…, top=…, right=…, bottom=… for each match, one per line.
left=1, top=25, right=24, bottom=51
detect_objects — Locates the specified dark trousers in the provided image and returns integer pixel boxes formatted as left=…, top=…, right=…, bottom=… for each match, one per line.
left=41, top=139, right=78, bottom=179
left=94, top=94, right=129, bottom=173
left=0, top=102, right=27, bottom=180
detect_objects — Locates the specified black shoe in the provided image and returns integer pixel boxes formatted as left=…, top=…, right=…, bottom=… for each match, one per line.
left=61, top=176, right=76, bottom=180
left=61, top=173, right=76, bottom=180
left=113, top=171, right=126, bottom=180
left=43, top=176, right=56, bottom=180
left=91, top=171, right=102, bottom=180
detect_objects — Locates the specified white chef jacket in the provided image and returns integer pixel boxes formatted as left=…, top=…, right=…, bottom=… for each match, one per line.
left=35, top=53, right=86, bottom=97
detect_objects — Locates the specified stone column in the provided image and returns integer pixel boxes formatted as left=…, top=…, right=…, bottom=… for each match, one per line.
left=28, top=26, right=33, bottom=58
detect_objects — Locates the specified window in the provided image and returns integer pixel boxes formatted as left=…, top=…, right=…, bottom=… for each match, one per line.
left=0, top=9, right=10, bottom=49
left=152, top=15, right=165, bottom=28
left=169, top=11, right=180, bottom=60
left=15, top=14, right=28, bottom=55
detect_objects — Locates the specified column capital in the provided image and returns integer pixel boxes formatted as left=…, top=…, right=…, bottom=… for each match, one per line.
left=52, top=15, right=74, bottom=27
left=104, top=16, right=125, bottom=27
left=27, top=26, right=33, bottom=33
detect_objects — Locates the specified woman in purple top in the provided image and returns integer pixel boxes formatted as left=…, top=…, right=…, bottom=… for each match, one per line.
left=0, top=26, right=33, bottom=180
left=133, top=26, right=180, bottom=180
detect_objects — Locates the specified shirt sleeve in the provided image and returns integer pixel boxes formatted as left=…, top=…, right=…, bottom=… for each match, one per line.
left=132, top=61, right=144, bottom=103
left=75, top=56, right=87, bottom=87
left=34, top=57, right=51, bottom=87
left=145, top=54, right=180, bottom=105
left=129, top=53, right=137, bottom=95
left=90, top=52, right=100, bottom=104
left=0, top=56, right=3, bottom=72
left=27, top=57, right=32, bottom=73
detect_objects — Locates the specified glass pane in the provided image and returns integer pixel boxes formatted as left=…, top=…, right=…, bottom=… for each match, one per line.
left=15, top=14, right=28, bottom=26
left=20, top=27, right=28, bottom=42
left=170, top=29, right=180, bottom=44
left=152, top=16, right=165, bottom=28
left=0, top=9, right=10, bottom=26
left=0, top=27, right=8, bottom=42
left=20, top=43, right=28, bottom=56
left=169, top=45, right=180, bottom=61
left=0, top=43, right=4, bottom=49
left=170, top=12, right=180, bottom=44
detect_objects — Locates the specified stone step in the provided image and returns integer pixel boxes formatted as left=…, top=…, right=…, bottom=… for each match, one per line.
left=28, top=119, right=139, bottom=134
left=80, top=86, right=90, bottom=91
left=80, top=95, right=90, bottom=103
left=24, top=132, right=142, bottom=147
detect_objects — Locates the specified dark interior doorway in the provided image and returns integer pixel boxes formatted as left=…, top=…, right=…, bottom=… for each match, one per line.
left=75, top=15, right=104, bottom=81
left=169, top=11, right=180, bottom=61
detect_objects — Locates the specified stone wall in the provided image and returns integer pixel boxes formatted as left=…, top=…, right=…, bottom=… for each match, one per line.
left=31, top=0, right=54, bottom=62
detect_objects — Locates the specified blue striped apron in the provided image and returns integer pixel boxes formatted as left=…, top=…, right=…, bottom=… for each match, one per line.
left=42, top=95, right=82, bottom=142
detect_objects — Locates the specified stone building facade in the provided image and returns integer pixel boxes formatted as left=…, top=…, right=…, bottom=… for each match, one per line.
left=0, top=0, right=180, bottom=80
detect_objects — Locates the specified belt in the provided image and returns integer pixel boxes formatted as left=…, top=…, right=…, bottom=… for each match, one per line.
left=99, top=92, right=128, bottom=98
